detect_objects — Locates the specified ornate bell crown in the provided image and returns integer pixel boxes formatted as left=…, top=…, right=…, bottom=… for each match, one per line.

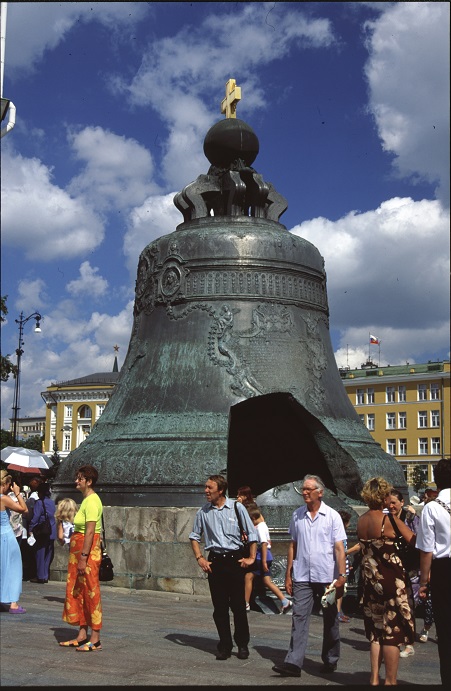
left=174, top=79, right=288, bottom=224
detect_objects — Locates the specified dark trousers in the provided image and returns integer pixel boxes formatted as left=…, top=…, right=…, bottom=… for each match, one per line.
left=35, top=538, right=54, bottom=580
left=430, top=557, right=451, bottom=685
left=20, top=539, right=36, bottom=581
left=207, top=551, right=249, bottom=652
left=285, top=581, right=340, bottom=670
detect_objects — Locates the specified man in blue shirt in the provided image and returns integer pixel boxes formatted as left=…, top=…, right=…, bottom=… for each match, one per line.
left=272, top=474, right=347, bottom=678
left=189, top=475, right=257, bottom=660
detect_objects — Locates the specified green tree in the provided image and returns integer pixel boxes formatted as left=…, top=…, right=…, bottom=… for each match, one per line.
left=411, top=466, right=428, bottom=493
left=46, top=440, right=62, bottom=486
left=1, top=429, right=14, bottom=450
left=23, top=435, right=44, bottom=452
left=1, top=295, right=18, bottom=382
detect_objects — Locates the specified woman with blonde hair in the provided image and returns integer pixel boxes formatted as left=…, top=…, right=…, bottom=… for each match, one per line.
left=0, top=470, right=28, bottom=613
left=55, top=498, right=77, bottom=547
left=358, top=477, right=416, bottom=685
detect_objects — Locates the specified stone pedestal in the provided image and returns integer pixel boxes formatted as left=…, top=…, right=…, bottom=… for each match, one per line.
left=49, top=502, right=369, bottom=593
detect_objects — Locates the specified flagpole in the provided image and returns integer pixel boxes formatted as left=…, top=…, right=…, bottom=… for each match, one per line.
left=368, top=332, right=370, bottom=360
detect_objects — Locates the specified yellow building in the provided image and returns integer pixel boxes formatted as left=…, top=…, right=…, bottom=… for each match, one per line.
left=41, top=359, right=119, bottom=458
left=341, top=359, right=450, bottom=487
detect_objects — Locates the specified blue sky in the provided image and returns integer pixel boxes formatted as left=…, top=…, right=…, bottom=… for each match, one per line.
left=1, top=1, right=449, bottom=429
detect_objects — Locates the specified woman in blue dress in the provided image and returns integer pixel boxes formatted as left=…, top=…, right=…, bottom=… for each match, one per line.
left=1, top=469, right=28, bottom=613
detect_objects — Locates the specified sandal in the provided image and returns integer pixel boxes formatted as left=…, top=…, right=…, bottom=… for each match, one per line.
left=76, top=641, right=102, bottom=652
left=9, top=605, right=26, bottom=614
left=59, top=638, right=88, bottom=647
left=338, top=613, right=351, bottom=623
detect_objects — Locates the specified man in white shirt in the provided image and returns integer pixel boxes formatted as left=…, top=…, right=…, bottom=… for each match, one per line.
left=272, top=474, right=347, bottom=679
left=417, top=457, right=451, bottom=686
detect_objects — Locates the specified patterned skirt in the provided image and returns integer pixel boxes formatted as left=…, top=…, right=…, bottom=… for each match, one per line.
left=62, top=531, right=102, bottom=631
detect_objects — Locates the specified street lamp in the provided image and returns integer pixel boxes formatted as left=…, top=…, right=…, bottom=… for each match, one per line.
left=11, top=311, right=42, bottom=446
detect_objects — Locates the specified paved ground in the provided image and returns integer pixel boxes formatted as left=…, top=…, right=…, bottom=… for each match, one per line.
left=0, top=580, right=440, bottom=687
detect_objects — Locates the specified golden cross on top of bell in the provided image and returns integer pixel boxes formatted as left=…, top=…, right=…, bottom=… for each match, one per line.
left=221, top=78, right=241, bottom=118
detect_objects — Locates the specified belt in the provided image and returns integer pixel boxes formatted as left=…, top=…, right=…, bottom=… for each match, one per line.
left=209, top=549, right=242, bottom=559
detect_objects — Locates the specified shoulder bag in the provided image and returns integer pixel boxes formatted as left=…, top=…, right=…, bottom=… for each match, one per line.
left=99, top=513, right=114, bottom=582
left=33, top=499, right=52, bottom=537
left=387, top=513, right=419, bottom=574
left=234, top=501, right=250, bottom=558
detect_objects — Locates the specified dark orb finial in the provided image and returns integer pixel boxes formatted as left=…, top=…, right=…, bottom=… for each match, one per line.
left=203, top=118, right=259, bottom=169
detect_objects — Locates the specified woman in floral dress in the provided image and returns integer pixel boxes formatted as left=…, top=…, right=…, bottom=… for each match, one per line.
left=358, top=477, right=416, bottom=685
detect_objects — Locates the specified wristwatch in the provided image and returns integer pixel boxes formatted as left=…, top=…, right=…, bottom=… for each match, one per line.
left=338, top=573, right=348, bottom=578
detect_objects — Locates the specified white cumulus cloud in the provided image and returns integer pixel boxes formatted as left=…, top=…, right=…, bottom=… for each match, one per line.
left=364, top=1, right=450, bottom=205
left=66, top=261, right=109, bottom=299
left=1, top=150, right=105, bottom=261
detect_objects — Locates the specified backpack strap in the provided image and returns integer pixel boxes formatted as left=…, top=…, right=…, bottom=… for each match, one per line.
left=234, top=501, right=248, bottom=543
left=434, top=497, right=451, bottom=515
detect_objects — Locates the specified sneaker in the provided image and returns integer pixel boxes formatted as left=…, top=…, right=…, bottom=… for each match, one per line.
left=400, top=645, right=415, bottom=658
left=245, top=602, right=250, bottom=612
left=419, top=629, right=429, bottom=643
left=281, top=600, right=293, bottom=614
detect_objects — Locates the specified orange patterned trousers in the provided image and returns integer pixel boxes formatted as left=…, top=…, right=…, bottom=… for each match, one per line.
left=62, top=531, right=102, bottom=631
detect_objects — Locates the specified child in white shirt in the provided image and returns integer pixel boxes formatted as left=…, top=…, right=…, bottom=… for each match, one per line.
left=55, top=498, right=77, bottom=546
left=245, top=507, right=292, bottom=614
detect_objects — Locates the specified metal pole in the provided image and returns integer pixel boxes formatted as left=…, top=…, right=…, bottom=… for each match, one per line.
left=11, top=310, right=42, bottom=446
left=12, top=311, right=24, bottom=446
left=1, top=2, right=7, bottom=98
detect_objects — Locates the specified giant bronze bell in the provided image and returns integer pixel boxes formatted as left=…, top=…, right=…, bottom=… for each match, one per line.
left=54, top=83, right=407, bottom=518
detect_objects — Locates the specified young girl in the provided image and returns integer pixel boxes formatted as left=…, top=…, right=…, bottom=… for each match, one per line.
left=55, top=498, right=77, bottom=547
left=245, top=507, right=292, bottom=614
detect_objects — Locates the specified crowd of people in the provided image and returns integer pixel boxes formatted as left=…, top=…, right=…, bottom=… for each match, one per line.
left=1, top=458, right=450, bottom=684
left=192, top=461, right=450, bottom=686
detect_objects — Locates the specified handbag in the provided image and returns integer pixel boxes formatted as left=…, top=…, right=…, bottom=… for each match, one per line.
left=234, top=501, right=250, bottom=558
left=33, top=499, right=52, bottom=537
left=99, top=514, right=114, bottom=582
left=388, top=513, right=419, bottom=573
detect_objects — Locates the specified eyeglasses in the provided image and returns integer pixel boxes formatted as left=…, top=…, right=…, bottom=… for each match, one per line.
left=302, top=487, right=319, bottom=493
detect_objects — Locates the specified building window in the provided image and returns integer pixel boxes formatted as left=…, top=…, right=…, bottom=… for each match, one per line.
left=431, top=438, right=441, bottom=455
left=431, top=410, right=440, bottom=427
left=65, top=405, right=73, bottom=418
left=418, top=411, right=428, bottom=428
left=78, top=405, right=92, bottom=420
left=418, top=438, right=428, bottom=455
left=367, top=414, right=375, bottom=431
left=64, top=434, right=71, bottom=452
left=367, top=388, right=374, bottom=404
left=418, top=384, right=427, bottom=401
left=398, top=412, right=407, bottom=429
left=398, top=439, right=407, bottom=455
left=398, top=385, right=406, bottom=402
left=387, top=439, right=396, bottom=455
left=430, top=383, right=439, bottom=400
left=386, top=412, right=396, bottom=430
left=97, top=404, right=105, bottom=418
left=356, top=388, right=364, bottom=405
left=386, top=386, right=395, bottom=403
